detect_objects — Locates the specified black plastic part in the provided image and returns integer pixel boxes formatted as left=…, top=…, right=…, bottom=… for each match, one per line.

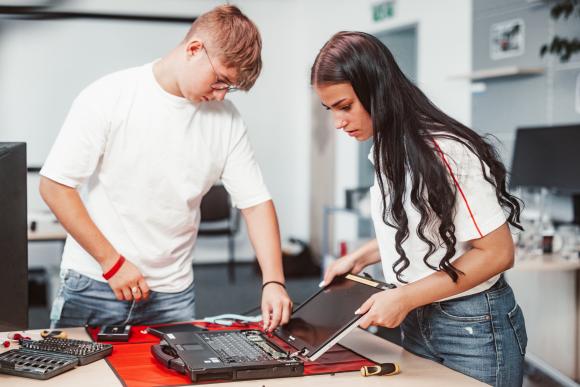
left=189, top=362, right=304, bottom=383
left=0, top=349, right=77, bottom=380
left=147, top=323, right=207, bottom=339
left=151, top=343, right=186, bottom=374
left=97, top=325, right=131, bottom=342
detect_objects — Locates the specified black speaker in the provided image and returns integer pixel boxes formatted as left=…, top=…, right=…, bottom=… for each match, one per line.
left=0, top=142, right=28, bottom=330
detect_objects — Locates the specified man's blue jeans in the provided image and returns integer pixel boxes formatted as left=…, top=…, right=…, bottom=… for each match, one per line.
left=400, top=275, right=527, bottom=386
left=50, top=269, right=195, bottom=328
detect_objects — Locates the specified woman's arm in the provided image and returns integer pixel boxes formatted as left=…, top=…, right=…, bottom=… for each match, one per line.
left=321, top=238, right=382, bottom=286
left=403, top=222, right=513, bottom=306
left=357, top=222, right=514, bottom=328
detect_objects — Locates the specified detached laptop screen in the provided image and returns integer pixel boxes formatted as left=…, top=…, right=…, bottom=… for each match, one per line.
left=276, top=276, right=382, bottom=352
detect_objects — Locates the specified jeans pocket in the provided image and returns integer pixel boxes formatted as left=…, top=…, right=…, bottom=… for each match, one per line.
left=436, top=294, right=491, bottom=322
left=507, top=303, right=528, bottom=356
left=63, top=270, right=92, bottom=293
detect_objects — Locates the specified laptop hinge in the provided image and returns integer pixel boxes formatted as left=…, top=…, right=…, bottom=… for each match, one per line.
left=289, top=348, right=308, bottom=360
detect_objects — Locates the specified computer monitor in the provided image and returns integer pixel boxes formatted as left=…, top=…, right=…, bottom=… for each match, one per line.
left=510, top=124, right=580, bottom=224
left=0, top=142, right=28, bottom=331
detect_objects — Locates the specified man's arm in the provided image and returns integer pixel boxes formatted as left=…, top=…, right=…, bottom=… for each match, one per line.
left=241, top=200, right=292, bottom=331
left=39, top=176, right=149, bottom=301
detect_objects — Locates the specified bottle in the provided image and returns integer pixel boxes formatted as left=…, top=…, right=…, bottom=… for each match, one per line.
left=339, top=240, right=348, bottom=257
left=540, top=214, right=555, bottom=254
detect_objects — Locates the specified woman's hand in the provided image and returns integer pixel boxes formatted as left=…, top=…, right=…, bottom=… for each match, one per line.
left=320, top=239, right=381, bottom=287
left=320, top=253, right=368, bottom=287
left=356, top=288, right=414, bottom=329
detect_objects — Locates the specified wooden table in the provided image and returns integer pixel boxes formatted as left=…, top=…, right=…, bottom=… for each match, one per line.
left=0, top=327, right=485, bottom=386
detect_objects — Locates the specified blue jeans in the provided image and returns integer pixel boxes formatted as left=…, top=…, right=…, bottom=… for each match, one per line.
left=50, top=269, right=195, bottom=328
left=401, top=276, right=527, bottom=386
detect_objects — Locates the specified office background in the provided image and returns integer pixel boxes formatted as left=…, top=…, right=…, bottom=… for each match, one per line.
left=0, top=0, right=578, bottom=385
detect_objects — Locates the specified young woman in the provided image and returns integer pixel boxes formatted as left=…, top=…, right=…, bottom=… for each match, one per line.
left=313, top=31, right=527, bottom=386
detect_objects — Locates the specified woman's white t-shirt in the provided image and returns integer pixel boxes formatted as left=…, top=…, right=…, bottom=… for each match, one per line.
left=369, top=136, right=508, bottom=299
left=40, top=62, right=271, bottom=292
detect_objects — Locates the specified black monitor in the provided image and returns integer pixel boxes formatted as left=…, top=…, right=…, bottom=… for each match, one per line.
left=510, top=124, right=580, bottom=224
left=0, top=142, right=28, bottom=330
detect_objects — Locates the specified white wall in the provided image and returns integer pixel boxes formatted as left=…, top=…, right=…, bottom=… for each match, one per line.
left=196, top=0, right=314, bottom=261
left=227, top=0, right=312, bottom=245
left=0, top=0, right=472, bottom=263
left=299, top=0, right=473, bottom=251
left=0, top=0, right=312, bottom=263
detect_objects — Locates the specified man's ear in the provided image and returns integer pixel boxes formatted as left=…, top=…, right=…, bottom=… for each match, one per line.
left=184, top=39, right=203, bottom=58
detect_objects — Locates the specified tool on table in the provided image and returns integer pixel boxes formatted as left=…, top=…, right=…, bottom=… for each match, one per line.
left=19, top=337, right=113, bottom=366
left=40, top=330, right=68, bottom=339
left=361, top=362, right=401, bottom=377
left=0, top=337, right=113, bottom=380
left=97, top=325, right=131, bottom=342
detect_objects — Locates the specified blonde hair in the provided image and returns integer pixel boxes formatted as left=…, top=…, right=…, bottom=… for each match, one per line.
left=184, top=5, right=262, bottom=91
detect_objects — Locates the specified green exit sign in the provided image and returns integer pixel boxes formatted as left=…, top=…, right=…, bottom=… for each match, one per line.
left=372, top=0, right=395, bottom=22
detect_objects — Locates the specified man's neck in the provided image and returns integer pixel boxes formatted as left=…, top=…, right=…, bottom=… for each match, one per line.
left=153, top=54, right=183, bottom=98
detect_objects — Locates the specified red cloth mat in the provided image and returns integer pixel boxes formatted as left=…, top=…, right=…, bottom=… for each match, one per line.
left=86, top=322, right=375, bottom=386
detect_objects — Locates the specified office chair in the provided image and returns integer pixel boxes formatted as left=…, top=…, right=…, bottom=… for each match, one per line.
left=198, top=184, right=241, bottom=283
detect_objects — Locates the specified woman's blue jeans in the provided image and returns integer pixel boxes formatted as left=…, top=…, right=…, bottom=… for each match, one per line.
left=401, top=275, right=527, bottom=386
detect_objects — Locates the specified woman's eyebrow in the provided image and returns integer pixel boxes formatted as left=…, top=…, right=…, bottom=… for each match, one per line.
left=321, top=98, right=347, bottom=109
left=331, top=98, right=347, bottom=108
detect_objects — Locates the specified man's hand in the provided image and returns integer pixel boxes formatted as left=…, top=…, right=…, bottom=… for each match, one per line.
left=39, top=177, right=151, bottom=302
left=102, top=258, right=150, bottom=302
left=261, top=283, right=293, bottom=332
left=356, top=288, right=413, bottom=329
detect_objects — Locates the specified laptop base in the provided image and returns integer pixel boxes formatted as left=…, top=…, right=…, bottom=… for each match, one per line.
left=152, top=338, right=304, bottom=383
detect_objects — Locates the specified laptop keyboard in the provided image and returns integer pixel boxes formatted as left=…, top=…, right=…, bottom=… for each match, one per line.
left=199, top=332, right=273, bottom=364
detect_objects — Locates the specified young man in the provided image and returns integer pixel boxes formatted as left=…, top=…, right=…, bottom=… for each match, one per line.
left=40, top=5, right=292, bottom=331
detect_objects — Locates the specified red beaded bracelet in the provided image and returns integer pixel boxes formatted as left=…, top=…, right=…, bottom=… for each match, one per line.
left=102, top=255, right=125, bottom=280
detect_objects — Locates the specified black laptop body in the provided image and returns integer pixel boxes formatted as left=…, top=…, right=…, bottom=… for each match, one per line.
left=152, top=274, right=393, bottom=383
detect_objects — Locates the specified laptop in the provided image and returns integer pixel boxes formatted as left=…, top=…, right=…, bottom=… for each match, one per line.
left=152, top=274, right=394, bottom=383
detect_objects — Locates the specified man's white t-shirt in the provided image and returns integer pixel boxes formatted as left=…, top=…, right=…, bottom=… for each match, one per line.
left=369, top=136, right=508, bottom=299
left=40, top=62, right=271, bottom=292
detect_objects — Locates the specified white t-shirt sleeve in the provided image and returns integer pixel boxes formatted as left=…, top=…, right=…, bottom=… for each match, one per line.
left=220, top=113, right=271, bottom=209
left=40, top=85, right=110, bottom=188
left=435, top=138, right=507, bottom=242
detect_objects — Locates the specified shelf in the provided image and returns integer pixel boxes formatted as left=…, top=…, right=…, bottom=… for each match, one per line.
left=454, top=66, right=545, bottom=81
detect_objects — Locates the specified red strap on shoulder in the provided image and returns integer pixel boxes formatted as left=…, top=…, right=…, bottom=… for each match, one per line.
left=430, top=138, right=484, bottom=238
left=103, top=255, right=126, bottom=280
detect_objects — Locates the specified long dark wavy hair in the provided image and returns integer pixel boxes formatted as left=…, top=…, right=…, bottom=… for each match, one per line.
left=311, top=31, right=523, bottom=283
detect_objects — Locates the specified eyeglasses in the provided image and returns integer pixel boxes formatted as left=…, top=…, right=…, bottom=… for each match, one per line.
left=202, top=46, right=239, bottom=93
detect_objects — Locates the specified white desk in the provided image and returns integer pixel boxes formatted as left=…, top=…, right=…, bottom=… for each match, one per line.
left=27, top=220, right=67, bottom=311
left=27, top=221, right=67, bottom=243
left=0, top=327, right=485, bottom=386
left=509, top=253, right=580, bottom=382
